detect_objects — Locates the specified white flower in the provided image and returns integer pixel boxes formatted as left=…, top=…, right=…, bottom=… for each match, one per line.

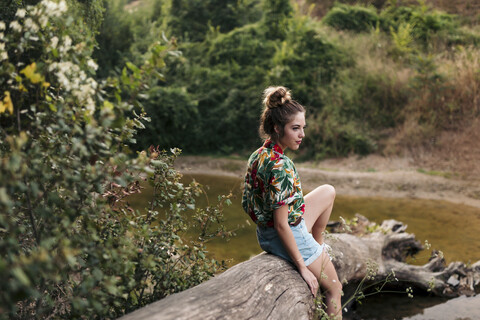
left=16, top=9, right=27, bottom=18
left=87, top=59, right=98, bottom=71
left=0, top=32, right=4, bottom=40
left=9, top=20, right=22, bottom=32
left=50, top=36, right=59, bottom=48
left=30, top=7, right=39, bottom=17
left=58, top=0, right=67, bottom=13
left=24, top=18, right=33, bottom=27
left=0, top=22, right=5, bottom=31
left=0, top=52, right=7, bottom=61
left=79, top=71, right=86, bottom=81
left=41, top=0, right=68, bottom=17
left=42, top=0, right=56, bottom=13
left=59, top=35, right=72, bottom=53
left=87, top=77, right=97, bottom=90
left=58, top=75, right=70, bottom=90
left=0, top=43, right=4, bottom=51
left=39, top=16, right=48, bottom=28
left=85, top=97, right=95, bottom=115
left=25, top=18, right=39, bottom=32
left=64, top=36, right=71, bottom=47
left=48, top=62, right=56, bottom=72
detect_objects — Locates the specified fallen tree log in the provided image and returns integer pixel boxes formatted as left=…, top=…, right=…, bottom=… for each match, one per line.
left=119, top=253, right=316, bottom=320
left=119, top=215, right=480, bottom=320
left=330, top=215, right=480, bottom=298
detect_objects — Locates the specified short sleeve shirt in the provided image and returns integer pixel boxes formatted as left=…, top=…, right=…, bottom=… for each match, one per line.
left=242, top=140, right=305, bottom=227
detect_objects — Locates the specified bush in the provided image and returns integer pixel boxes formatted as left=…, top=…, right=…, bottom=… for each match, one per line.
left=267, top=16, right=352, bottom=109
left=261, top=0, right=293, bottom=39
left=322, top=3, right=379, bottom=33
left=94, top=0, right=135, bottom=77
left=304, top=114, right=377, bottom=159
left=0, top=2, right=230, bottom=318
left=176, top=62, right=265, bottom=154
left=0, top=0, right=104, bottom=32
left=207, top=24, right=275, bottom=66
left=329, top=68, right=408, bottom=130
left=166, top=0, right=262, bottom=42
left=380, top=2, right=461, bottom=48
left=135, top=86, right=200, bottom=151
left=162, top=11, right=353, bottom=155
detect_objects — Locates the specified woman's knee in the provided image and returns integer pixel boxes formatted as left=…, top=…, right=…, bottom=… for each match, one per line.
left=329, top=184, right=336, bottom=198
left=326, top=276, right=342, bottom=295
left=333, top=281, right=342, bottom=296
left=321, top=184, right=336, bottom=202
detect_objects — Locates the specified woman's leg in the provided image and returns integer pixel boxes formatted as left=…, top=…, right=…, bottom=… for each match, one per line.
left=303, top=184, right=336, bottom=244
left=304, top=185, right=341, bottom=317
left=308, top=251, right=343, bottom=319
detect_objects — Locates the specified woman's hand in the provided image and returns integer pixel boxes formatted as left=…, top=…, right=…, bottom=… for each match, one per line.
left=298, top=265, right=319, bottom=297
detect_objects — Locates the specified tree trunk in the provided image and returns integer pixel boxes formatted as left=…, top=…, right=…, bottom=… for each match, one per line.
left=119, top=215, right=480, bottom=320
left=330, top=215, right=480, bottom=298
left=118, top=253, right=315, bottom=320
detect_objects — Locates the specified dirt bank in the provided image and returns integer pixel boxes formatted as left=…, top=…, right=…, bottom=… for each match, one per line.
left=176, top=154, right=480, bottom=209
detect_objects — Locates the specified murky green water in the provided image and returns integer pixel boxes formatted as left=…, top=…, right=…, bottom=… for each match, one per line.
left=130, top=173, right=480, bottom=265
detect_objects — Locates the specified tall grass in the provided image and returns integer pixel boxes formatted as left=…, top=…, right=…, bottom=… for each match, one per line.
left=315, top=13, right=480, bottom=172
left=383, top=46, right=480, bottom=166
left=306, top=27, right=412, bottom=157
left=437, top=46, right=480, bottom=122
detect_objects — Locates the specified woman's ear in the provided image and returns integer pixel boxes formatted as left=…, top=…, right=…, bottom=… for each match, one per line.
left=274, top=124, right=280, bottom=134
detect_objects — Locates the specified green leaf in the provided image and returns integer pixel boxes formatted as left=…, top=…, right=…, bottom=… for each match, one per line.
left=126, top=61, right=140, bottom=74
left=12, top=268, right=31, bottom=286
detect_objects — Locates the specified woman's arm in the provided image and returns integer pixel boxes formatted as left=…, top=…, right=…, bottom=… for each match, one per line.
left=274, top=205, right=319, bottom=296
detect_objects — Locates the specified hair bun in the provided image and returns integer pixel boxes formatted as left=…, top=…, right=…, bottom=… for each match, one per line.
left=263, top=86, right=291, bottom=109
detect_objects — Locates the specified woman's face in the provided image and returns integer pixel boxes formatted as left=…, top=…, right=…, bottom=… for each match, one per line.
left=276, top=112, right=306, bottom=151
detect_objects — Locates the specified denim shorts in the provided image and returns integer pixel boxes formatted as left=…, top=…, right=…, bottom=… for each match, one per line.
left=256, top=218, right=327, bottom=266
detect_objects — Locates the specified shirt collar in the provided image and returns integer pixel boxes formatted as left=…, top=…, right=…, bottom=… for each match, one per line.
left=263, top=139, right=284, bottom=154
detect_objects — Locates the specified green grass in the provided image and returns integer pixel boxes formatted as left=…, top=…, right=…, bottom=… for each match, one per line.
left=416, top=168, right=455, bottom=178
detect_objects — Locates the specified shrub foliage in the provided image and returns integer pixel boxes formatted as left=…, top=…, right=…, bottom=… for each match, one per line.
left=0, top=1, right=230, bottom=318
left=322, top=3, right=379, bottom=32
left=91, top=0, right=479, bottom=158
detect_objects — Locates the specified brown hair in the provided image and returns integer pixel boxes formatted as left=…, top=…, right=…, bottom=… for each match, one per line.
left=259, top=86, right=305, bottom=142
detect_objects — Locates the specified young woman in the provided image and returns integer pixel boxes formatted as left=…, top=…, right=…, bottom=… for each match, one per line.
left=242, top=86, right=343, bottom=319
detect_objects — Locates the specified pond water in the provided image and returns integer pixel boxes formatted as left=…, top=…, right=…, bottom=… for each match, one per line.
left=130, top=173, right=480, bottom=319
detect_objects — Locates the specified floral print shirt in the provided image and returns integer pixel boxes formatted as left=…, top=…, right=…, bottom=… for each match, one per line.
left=242, top=139, right=305, bottom=227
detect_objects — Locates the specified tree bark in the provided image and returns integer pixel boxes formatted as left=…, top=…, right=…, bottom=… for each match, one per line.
left=118, top=253, right=315, bottom=320
left=329, top=215, right=480, bottom=298
left=119, top=215, right=480, bottom=320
